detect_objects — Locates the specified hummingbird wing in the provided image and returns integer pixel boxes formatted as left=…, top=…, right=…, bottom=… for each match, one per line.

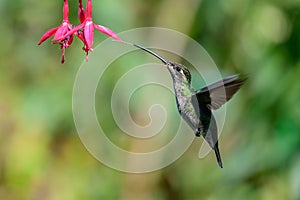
left=191, top=75, right=246, bottom=168
left=194, top=75, right=247, bottom=110
left=191, top=94, right=223, bottom=167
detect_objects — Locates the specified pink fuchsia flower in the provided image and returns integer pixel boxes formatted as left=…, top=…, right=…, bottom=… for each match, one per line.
left=38, top=0, right=73, bottom=63
left=58, top=0, right=124, bottom=61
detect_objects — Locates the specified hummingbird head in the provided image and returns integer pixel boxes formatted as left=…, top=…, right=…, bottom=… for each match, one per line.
left=167, top=62, right=191, bottom=85
left=133, top=44, right=192, bottom=85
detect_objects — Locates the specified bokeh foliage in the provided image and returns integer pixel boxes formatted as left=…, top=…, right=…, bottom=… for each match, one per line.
left=0, top=0, right=299, bottom=199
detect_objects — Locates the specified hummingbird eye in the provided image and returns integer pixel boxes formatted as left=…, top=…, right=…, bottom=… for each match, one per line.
left=175, top=66, right=182, bottom=72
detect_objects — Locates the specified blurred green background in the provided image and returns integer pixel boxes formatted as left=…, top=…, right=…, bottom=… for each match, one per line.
left=0, top=0, right=300, bottom=199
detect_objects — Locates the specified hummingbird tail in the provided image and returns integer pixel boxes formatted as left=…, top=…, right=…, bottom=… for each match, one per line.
left=214, top=145, right=223, bottom=168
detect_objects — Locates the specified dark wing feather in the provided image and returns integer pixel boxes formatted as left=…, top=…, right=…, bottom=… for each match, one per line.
left=194, top=75, right=247, bottom=110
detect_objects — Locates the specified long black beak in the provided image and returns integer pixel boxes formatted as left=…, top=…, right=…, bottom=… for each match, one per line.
left=133, top=44, right=169, bottom=65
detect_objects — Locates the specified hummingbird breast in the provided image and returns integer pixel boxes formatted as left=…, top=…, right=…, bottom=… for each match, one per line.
left=173, top=82, right=201, bottom=131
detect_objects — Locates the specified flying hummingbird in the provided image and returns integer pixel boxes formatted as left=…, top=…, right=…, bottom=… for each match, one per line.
left=133, top=44, right=247, bottom=168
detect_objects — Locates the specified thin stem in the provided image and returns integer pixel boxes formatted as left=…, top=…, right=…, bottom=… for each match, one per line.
left=86, top=0, right=92, bottom=19
left=78, top=0, right=86, bottom=23
left=78, top=0, right=83, bottom=9
left=63, top=0, right=69, bottom=21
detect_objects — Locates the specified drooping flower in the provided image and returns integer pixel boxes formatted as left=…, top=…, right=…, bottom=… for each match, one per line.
left=57, top=0, right=123, bottom=61
left=38, top=0, right=73, bottom=63
left=39, top=0, right=124, bottom=63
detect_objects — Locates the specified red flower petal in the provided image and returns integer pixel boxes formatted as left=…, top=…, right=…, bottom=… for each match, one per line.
left=38, top=27, right=58, bottom=45
left=84, top=21, right=94, bottom=50
left=94, top=24, right=123, bottom=43
left=56, top=23, right=85, bottom=42
left=66, top=35, right=74, bottom=47
left=75, top=31, right=89, bottom=47
left=78, top=5, right=86, bottom=23
left=78, top=0, right=86, bottom=24
left=78, top=9, right=86, bottom=23
left=53, top=22, right=71, bottom=41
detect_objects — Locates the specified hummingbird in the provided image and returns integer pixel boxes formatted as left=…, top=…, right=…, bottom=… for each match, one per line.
left=133, top=44, right=247, bottom=168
